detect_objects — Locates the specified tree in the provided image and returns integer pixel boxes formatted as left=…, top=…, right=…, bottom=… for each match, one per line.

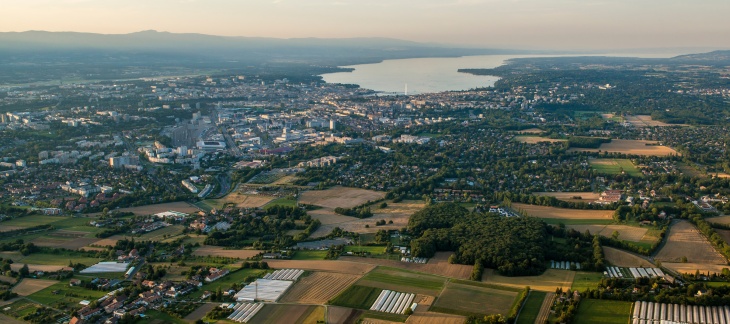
left=19, top=264, right=29, bottom=278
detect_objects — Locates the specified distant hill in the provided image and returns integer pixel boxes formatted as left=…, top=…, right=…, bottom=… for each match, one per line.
left=671, top=50, right=730, bottom=65
left=0, top=30, right=525, bottom=66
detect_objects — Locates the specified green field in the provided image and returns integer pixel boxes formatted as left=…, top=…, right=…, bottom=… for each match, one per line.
left=143, top=310, right=188, bottom=324
left=431, top=281, right=518, bottom=317
left=573, top=299, right=632, bottom=324
left=292, top=250, right=328, bottom=260
left=0, top=215, right=69, bottom=228
left=1, top=299, right=48, bottom=320
left=344, top=245, right=388, bottom=255
left=589, top=159, right=642, bottom=177
left=189, top=268, right=270, bottom=299
left=358, top=267, right=446, bottom=295
left=329, top=285, right=382, bottom=309
left=0, top=252, right=102, bottom=266
left=571, top=272, right=604, bottom=292
left=516, top=291, right=547, bottom=324
left=27, top=280, right=108, bottom=309
left=265, top=196, right=298, bottom=208
left=359, top=310, right=409, bottom=322
left=138, top=225, right=185, bottom=241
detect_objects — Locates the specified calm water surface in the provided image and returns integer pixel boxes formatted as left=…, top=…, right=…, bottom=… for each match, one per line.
left=321, top=53, right=686, bottom=95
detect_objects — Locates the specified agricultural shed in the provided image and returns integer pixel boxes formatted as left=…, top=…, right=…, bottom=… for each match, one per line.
left=234, top=279, right=293, bottom=302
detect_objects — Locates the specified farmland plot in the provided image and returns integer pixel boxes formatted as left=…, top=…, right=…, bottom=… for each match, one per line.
left=512, top=203, right=614, bottom=220
left=280, top=272, right=361, bottom=304
left=308, top=200, right=423, bottom=238
left=534, top=192, right=601, bottom=203
left=431, top=281, right=517, bottom=317
left=603, top=247, right=653, bottom=267
left=483, top=269, right=575, bottom=292
left=356, top=267, right=446, bottom=296
left=568, top=225, right=650, bottom=242
left=655, top=221, right=726, bottom=264
left=247, top=304, right=319, bottom=324
left=266, top=260, right=375, bottom=275
left=11, top=279, right=57, bottom=296
left=191, top=245, right=262, bottom=259
left=512, top=136, right=567, bottom=144
left=339, top=253, right=472, bottom=280
left=298, top=186, right=385, bottom=209
left=567, top=139, right=679, bottom=156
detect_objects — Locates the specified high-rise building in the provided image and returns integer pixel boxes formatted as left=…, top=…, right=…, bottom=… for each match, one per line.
left=330, top=119, right=336, bottom=130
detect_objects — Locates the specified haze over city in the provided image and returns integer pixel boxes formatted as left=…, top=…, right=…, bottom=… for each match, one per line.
left=2, top=0, right=729, bottom=51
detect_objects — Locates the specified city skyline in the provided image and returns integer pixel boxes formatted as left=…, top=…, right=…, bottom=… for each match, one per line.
left=2, top=0, right=729, bottom=51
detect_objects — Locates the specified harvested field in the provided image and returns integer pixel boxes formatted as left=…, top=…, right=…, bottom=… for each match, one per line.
left=483, top=269, right=575, bottom=292
left=717, top=230, right=730, bottom=245
left=655, top=221, right=727, bottom=264
left=249, top=304, right=318, bottom=324
left=89, top=201, right=200, bottom=216
left=0, top=225, right=24, bottom=232
left=9, top=264, right=65, bottom=273
left=624, top=115, right=681, bottom=127
left=48, top=230, right=88, bottom=238
left=266, top=260, right=375, bottom=275
left=432, top=281, right=517, bottom=316
left=514, top=128, right=544, bottom=134
left=184, top=303, right=219, bottom=322
left=327, top=306, right=363, bottom=324
left=339, top=253, right=472, bottom=280
left=0, top=275, right=16, bottom=284
left=11, top=279, right=58, bottom=296
left=567, top=139, right=679, bottom=156
left=138, top=225, right=184, bottom=241
left=512, top=203, right=614, bottom=220
left=534, top=192, right=600, bottom=203
left=407, top=312, right=465, bottom=323
left=567, top=225, right=649, bottom=242
left=708, top=216, right=730, bottom=226
left=298, top=186, right=385, bottom=209
left=280, top=272, right=361, bottom=304
left=512, top=136, right=567, bottom=144
left=603, top=247, right=653, bottom=267
left=206, top=192, right=274, bottom=209
left=89, top=235, right=127, bottom=247
left=31, top=237, right=100, bottom=250
left=662, top=262, right=730, bottom=275
left=191, top=245, right=262, bottom=259
left=309, top=200, right=424, bottom=238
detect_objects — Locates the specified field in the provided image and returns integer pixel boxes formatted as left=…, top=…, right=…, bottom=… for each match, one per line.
left=571, top=272, right=605, bottom=292
left=512, top=136, right=567, bottom=144
left=0, top=215, right=67, bottom=230
left=567, top=139, right=679, bottom=156
left=356, top=266, right=446, bottom=296
left=624, top=115, right=679, bottom=127
left=718, top=229, right=730, bottom=245
left=191, top=245, right=262, bottom=259
left=603, top=246, right=653, bottom=267
left=138, top=224, right=185, bottom=241
left=661, top=262, right=730, bottom=275
left=708, top=216, right=730, bottom=226
left=514, top=128, right=545, bottom=134
left=534, top=192, right=601, bottom=203
left=309, top=200, right=424, bottom=238
left=327, top=306, right=364, bottom=324
left=589, top=158, right=643, bottom=177
left=205, top=191, right=274, bottom=209
left=483, top=269, right=575, bottom=292
left=329, top=285, right=383, bottom=309
left=298, top=186, right=386, bottom=209
left=281, top=272, right=361, bottom=304
left=0, top=252, right=102, bottom=266
left=431, top=281, right=517, bottom=317
left=91, top=201, right=200, bottom=216
left=567, top=224, right=650, bottom=242
left=183, top=303, right=218, bottom=322
left=655, top=221, right=727, bottom=264
left=266, top=260, right=376, bottom=275
left=512, top=203, right=614, bottom=220
left=26, top=280, right=108, bottom=309
left=11, top=279, right=57, bottom=296
left=89, top=235, right=127, bottom=247
left=573, top=299, right=632, bottom=324
left=292, top=250, right=328, bottom=260
left=30, top=236, right=100, bottom=250
left=248, top=304, right=322, bottom=324
left=339, top=252, right=473, bottom=280
left=189, top=268, right=270, bottom=299
left=516, top=291, right=547, bottom=324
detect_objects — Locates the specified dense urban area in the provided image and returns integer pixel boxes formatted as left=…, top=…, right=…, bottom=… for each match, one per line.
left=1, top=51, right=730, bottom=324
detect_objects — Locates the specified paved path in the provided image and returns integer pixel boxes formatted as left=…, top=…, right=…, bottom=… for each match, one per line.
left=534, top=292, right=555, bottom=324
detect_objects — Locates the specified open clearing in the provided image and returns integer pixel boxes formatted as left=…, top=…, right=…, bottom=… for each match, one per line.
left=483, top=268, right=575, bottom=292
left=625, top=115, right=682, bottom=127
left=662, top=262, right=730, bottom=275
left=30, top=237, right=100, bottom=250
left=205, top=191, right=274, bottom=209
left=90, top=201, right=200, bottom=216
left=534, top=192, right=601, bottom=203
left=339, top=252, right=472, bottom=279
left=191, top=245, right=262, bottom=259
left=512, top=203, right=614, bottom=220
left=655, top=221, right=726, bottom=264
left=266, top=260, right=375, bottom=275
left=298, top=186, right=385, bottom=209
left=248, top=304, right=319, bottom=324
left=11, top=279, right=58, bottom=296
left=281, top=272, right=361, bottom=304
left=603, top=246, right=653, bottom=267
left=567, top=224, right=650, bottom=242
left=574, top=299, right=632, bottom=324
left=308, top=200, right=424, bottom=238
left=356, top=266, right=446, bottom=296
left=512, top=136, right=567, bottom=144
left=432, top=281, right=517, bottom=317
left=568, top=139, right=679, bottom=156
left=589, top=158, right=643, bottom=177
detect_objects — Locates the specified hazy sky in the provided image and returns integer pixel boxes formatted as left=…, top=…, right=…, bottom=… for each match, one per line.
left=2, top=0, right=729, bottom=50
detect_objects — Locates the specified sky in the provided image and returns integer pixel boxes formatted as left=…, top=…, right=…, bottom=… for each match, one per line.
left=2, top=0, right=729, bottom=51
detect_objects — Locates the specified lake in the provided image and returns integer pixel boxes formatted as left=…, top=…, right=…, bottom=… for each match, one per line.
left=321, top=53, right=687, bottom=95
